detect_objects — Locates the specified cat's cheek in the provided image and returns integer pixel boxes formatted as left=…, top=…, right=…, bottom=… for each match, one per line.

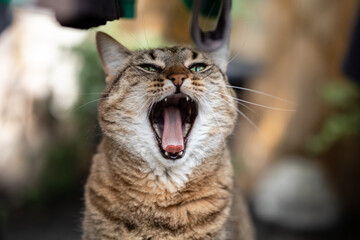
left=179, top=80, right=196, bottom=98
left=162, top=80, right=177, bottom=95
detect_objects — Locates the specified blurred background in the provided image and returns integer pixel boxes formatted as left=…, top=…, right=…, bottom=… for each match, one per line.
left=0, top=0, right=359, bottom=239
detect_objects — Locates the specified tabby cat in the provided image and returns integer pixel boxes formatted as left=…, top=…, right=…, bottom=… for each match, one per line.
left=82, top=32, right=254, bottom=240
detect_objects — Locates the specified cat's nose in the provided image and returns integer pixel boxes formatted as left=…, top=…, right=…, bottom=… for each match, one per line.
left=168, top=73, right=187, bottom=86
left=168, top=73, right=187, bottom=93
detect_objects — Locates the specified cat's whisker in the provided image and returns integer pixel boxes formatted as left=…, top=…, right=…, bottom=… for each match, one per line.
left=210, top=93, right=267, bottom=140
left=138, top=97, right=151, bottom=115
left=226, top=50, right=243, bottom=66
left=137, top=97, right=155, bottom=120
left=147, top=100, right=155, bottom=119
left=219, top=94, right=259, bottom=116
left=205, top=90, right=259, bottom=122
left=202, top=69, right=217, bottom=80
left=127, top=31, right=147, bottom=51
left=215, top=84, right=295, bottom=105
left=72, top=96, right=111, bottom=113
left=79, top=92, right=104, bottom=95
left=79, top=91, right=148, bottom=99
left=73, top=93, right=148, bottom=114
left=236, top=100, right=259, bottom=115
left=199, top=96, right=219, bottom=125
left=198, top=95, right=227, bottom=147
left=199, top=96, right=224, bottom=130
left=202, top=93, right=255, bottom=125
left=212, top=92, right=296, bottom=112
left=126, top=93, right=149, bottom=101
left=141, top=13, right=150, bottom=49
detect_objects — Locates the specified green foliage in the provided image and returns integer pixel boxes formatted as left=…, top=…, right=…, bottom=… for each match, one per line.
left=322, top=80, right=359, bottom=108
left=305, top=80, right=360, bottom=155
left=26, top=141, right=80, bottom=206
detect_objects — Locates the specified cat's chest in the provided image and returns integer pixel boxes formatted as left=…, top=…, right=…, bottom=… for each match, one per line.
left=112, top=189, right=231, bottom=239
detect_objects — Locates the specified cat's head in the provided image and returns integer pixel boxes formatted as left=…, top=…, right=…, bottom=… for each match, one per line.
left=96, top=32, right=237, bottom=188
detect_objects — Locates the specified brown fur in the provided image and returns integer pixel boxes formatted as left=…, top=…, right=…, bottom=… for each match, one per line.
left=82, top=32, right=254, bottom=240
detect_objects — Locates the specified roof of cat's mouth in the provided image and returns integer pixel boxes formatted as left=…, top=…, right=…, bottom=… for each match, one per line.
left=149, top=93, right=198, bottom=160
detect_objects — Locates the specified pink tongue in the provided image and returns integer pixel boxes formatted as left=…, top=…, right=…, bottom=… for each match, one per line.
left=162, top=106, right=184, bottom=153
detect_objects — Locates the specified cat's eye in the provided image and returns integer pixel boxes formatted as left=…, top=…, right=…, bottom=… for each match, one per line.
left=139, top=64, right=161, bottom=73
left=189, top=63, right=207, bottom=72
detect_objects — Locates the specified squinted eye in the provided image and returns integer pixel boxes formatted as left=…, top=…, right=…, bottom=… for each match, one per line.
left=139, top=64, right=161, bottom=73
left=189, top=63, right=206, bottom=72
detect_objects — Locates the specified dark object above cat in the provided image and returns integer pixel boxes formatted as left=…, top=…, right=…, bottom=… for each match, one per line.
left=38, top=0, right=231, bottom=52
left=38, top=0, right=134, bottom=29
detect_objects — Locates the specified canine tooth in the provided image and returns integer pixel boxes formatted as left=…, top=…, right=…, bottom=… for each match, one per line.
left=153, top=124, right=160, bottom=136
left=165, top=152, right=169, bottom=156
left=186, top=96, right=189, bottom=101
left=179, top=151, right=183, bottom=156
left=164, top=98, right=168, bottom=102
left=184, top=123, right=191, bottom=136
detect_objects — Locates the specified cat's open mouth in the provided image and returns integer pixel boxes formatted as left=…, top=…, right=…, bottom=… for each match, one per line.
left=149, top=93, right=198, bottom=160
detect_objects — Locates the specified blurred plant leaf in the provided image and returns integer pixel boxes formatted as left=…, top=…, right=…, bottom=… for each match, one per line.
left=306, top=80, right=360, bottom=155
left=322, top=80, right=359, bottom=108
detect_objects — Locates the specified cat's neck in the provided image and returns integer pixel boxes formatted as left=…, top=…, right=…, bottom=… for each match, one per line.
left=97, top=136, right=233, bottom=198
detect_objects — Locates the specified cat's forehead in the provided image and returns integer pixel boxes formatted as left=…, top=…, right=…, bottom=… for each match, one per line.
left=132, top=46, right=210, bottom=66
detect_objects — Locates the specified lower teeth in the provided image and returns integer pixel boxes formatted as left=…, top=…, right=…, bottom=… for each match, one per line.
left=164, top=150, right=184, bottom=157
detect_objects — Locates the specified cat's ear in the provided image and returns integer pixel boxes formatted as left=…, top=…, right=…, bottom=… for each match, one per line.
left=208, top=42, right=229, bottom=72
left=96, top=32, right=131, bottom=82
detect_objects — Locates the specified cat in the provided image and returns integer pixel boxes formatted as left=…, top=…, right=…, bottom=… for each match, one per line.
left=82, top=31, right=254, bottom=240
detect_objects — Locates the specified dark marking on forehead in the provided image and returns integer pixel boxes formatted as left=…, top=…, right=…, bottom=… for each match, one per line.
left=168, top=47, right=178, bottom=53
left=134, top=55, right=146, bottom=61
left=148, top=50, right=156, bottom=60
left=191, top=50, right=198, bottom=59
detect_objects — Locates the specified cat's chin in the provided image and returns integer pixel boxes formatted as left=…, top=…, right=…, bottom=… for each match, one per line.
left=149, top=93, right=198, bottom=161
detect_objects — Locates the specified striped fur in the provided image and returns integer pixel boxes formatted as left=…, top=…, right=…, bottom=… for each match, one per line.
left=82, top=32, right=254, bottom=240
